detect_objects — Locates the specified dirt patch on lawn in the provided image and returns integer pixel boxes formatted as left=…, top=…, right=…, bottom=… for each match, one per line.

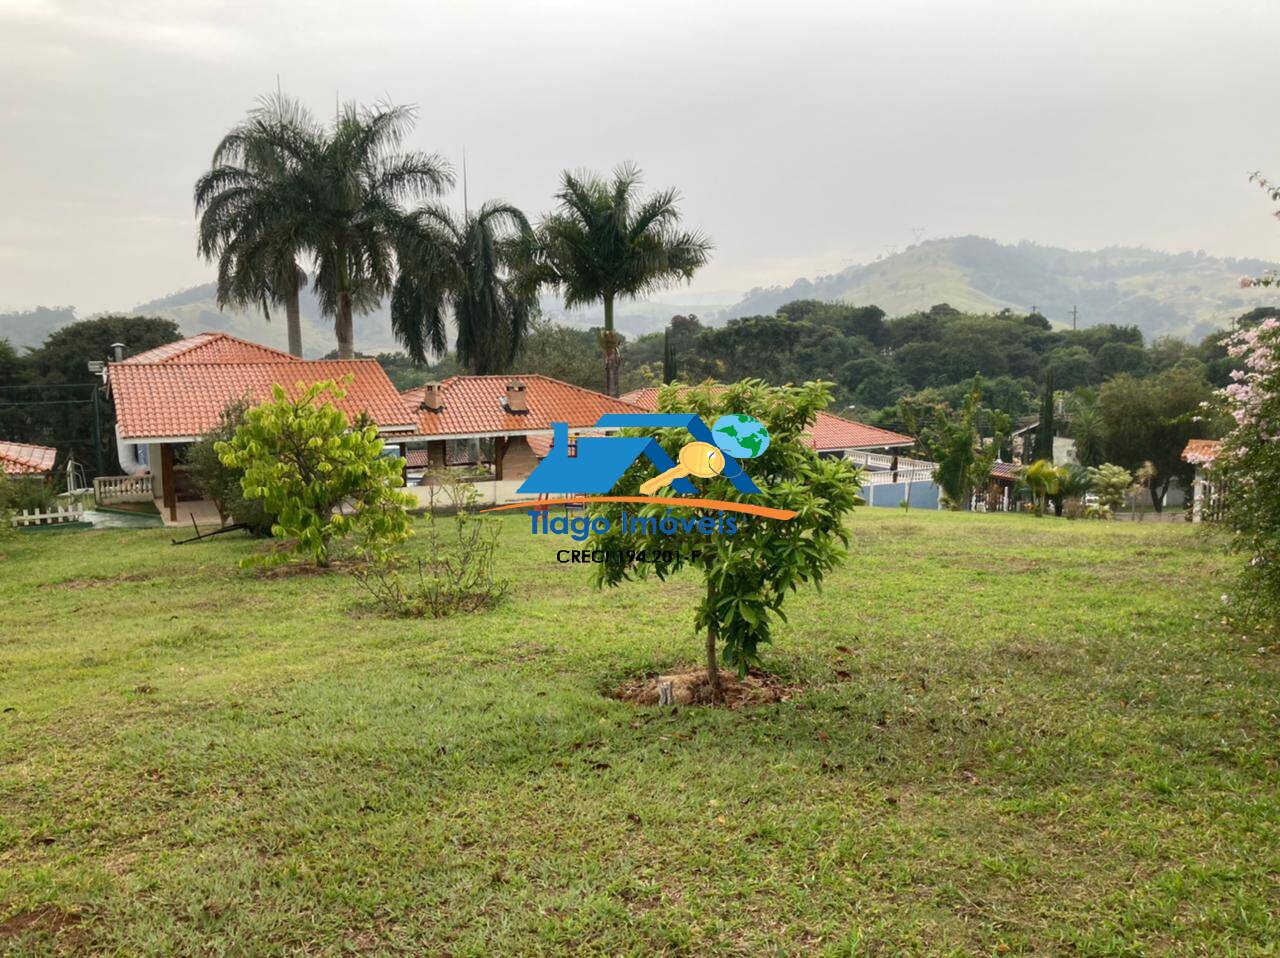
left=0, top=904, right=80, bottom=940
left=613, top=668, right=797, bottom=708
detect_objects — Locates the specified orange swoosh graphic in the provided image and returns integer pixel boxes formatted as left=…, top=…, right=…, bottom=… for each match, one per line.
left=481, top=496, right=797, bottom=521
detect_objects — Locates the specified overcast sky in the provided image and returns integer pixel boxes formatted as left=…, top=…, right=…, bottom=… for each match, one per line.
left=3, top=0, right=1280, bottom=314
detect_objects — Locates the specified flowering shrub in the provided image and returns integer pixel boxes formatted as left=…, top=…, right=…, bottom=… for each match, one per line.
left=1219, top=314, right=1280, bottom=627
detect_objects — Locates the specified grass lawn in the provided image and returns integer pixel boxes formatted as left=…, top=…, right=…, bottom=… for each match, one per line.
left=1, top=510, right=1276, bottom=955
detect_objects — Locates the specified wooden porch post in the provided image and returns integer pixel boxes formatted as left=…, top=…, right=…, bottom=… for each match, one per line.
left=160, top=443, right=177, bottom=523
left=494, top=437, right=510, bottom=481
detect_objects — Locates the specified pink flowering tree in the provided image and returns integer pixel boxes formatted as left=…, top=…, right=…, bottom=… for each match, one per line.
left=1221, top=176, right=1280, bottom=625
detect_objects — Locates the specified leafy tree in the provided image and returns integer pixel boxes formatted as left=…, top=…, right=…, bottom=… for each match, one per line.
left=588, top=380, right=859, bottom=700
left=1088, top=463, right=1132, bottom=511
left=685, top=315, right=871, bottom=397
left=369, top=351, right=463, bottom=390
left=780, top=300, right=888, bottom=345
left=1099, top=367, right=1212, bottom=511
left=916, top=377, right=1005, bottom=510
left=538, top=164, right=711, bottom=396
left=183, top=398, right=277, bottom=534
left=19, top=316, right=180, bottom=473
left=840, top=356, right=906, bottom=412
left=216, top=378, right=412, bottom=567
left=1216, top=308, right=1280, bottom=627
left=392, top=201, right=539, bottom=373
left=514, top=319, right=603, bottom=391
left=1093, top=341, right=1150, bottom=380
left=1044, top=345, right=1095, bottom=391
left=194, top=93, right=316, bottom=357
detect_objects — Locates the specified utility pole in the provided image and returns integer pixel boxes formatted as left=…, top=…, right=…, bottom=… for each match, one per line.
left=90, top=385, right=104, bottom=478
left=1071, top=305, right=1078, bottom=331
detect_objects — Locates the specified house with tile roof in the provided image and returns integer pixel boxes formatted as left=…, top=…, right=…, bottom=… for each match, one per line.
left=104, top=334, right=417, bottom=523
left=1182, top=439, right=1223, bottom=522
left=0, top=441, right=57, bottom=478
left=399, top=375, right=647, bottom=506
left=620, top=386, right=914, bottom=456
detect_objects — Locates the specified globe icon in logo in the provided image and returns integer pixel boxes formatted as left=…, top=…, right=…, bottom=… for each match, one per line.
left=711, top=414, right=770, bottom=459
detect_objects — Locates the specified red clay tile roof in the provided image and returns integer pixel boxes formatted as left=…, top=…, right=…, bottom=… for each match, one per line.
left=0, top=441, right=57, bottom=476
left=620, top=386, right=914, bottom=451
left=109, top=360, right=415, bottom=440
left=123, top=332, right=299, bottom=365
left=1182, top=439, right=1222, bottom=465
left=402, top=375, right=645, bottom=439
left=526, top=429, right=607, bottom=459
left=990, top=461, right=1022, bottom=481
left=806, top=412, right=914, bottom=451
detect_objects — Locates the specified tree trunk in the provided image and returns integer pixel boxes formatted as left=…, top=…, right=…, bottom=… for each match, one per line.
left=336, top=290, right=355, bottom=360
left=285, top=270, right=304, bottom=358
left=705, top=582, right=723, bottom=702
left=602, top=295, right=621, bottom=397
left=1150, top=478, right=1165, bottom=513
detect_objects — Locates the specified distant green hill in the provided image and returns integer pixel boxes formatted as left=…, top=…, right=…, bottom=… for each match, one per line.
left=726, top=236, right=1279, bottom=340
left=0, top=285, right=734, bottom=356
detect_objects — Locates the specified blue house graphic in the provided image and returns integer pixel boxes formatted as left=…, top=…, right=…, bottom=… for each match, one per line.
left=517, top=414, right=762, bottom=496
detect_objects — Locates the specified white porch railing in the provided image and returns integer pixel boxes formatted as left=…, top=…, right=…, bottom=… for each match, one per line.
left=845, top=450, right=935, bottom=471
left=94, top=474, right=153, bottom=504
left=858, top=467, right=936, bottom=486
left=11, top=504, right=85, bottom=528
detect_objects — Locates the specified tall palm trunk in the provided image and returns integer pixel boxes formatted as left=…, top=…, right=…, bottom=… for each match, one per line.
left=336, top=290, right=355, bottom=359
left=284, top=268, right=304, bottom=358
left=334, top=248, right=355, bottom=360
left=602, top=294, right=621, bottom=397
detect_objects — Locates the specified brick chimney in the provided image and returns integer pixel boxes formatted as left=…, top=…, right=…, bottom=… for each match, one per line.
left=505, top=380, right=528, bottom=414
left=420, top=382, right=444, bottom=412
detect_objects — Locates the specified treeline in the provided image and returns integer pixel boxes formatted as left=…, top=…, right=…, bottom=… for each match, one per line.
left=621, top=300, right=1265, bottom=421
left=616, top=298, right=1258, bottom=510
left=0, top=315, right=180, bottom=473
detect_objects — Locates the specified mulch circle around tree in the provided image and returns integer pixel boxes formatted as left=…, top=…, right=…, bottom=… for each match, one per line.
left=613, top=668, right=797, bottom=708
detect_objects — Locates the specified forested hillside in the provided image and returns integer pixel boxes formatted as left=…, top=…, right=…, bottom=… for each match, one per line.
left=727, top=236, right=1278, bottom=341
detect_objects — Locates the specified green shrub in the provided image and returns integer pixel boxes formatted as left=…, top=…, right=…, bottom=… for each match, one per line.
left=216, top=378, right=412, bottom=567
left=1088, top=463, right=1132, bottom=512
left=184, top=399, right=277, bottom=536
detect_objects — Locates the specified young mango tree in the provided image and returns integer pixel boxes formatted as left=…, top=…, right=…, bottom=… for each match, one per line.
left=587, top=380, right=860, bottom=701
left=217, top=378, right=412, bottom=567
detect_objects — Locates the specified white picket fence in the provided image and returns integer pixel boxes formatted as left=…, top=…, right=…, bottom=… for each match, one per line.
left=10, top=504, right=85, bottom=528
left=94, top=474, right=153, bottom=504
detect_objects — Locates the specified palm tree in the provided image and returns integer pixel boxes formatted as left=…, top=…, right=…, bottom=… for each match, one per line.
left=1054, top=462, right=1092, bottom=516
left=194, top=94, right=320, bottom=357
left=1069, top=396, right=1106, bottom=467
left=539, top=164, right=711, bottom=396
left=308, top=103, right=453, bottom=359
left=1022, top=459, right=1061, bottom=517
left=390, top=201, right=539, bottom=374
